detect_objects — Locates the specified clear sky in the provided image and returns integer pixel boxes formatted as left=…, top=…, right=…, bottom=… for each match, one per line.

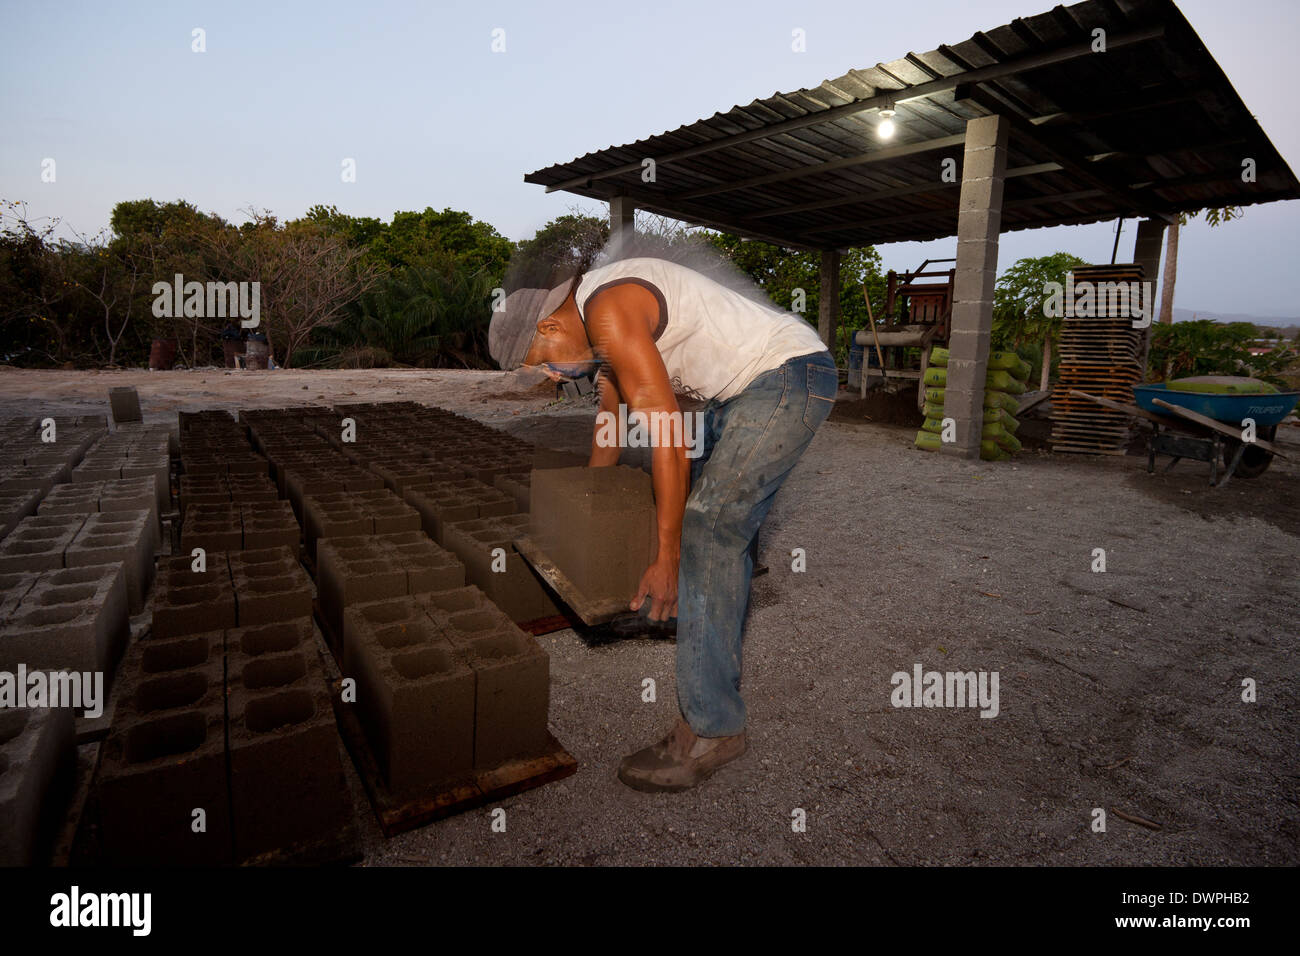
left=2, top=0, right=1296, bottom=317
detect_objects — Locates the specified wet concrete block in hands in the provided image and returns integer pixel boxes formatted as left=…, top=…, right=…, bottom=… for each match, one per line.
left=530, top=465, right=656, bottom=610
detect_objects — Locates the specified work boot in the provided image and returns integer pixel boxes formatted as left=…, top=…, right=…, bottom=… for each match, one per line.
left=617, top=717, right=747, bottom=793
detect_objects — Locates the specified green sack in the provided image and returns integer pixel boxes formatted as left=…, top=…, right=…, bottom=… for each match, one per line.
left=986, top=369, right=1026, bottom=394
left=1011, top=356, right=1033, bottom=382
left=923, top=367, right=947, bottom=387
left=922, top=401, right=946, bottom=419
left=993, top=427, right=1022, bottom=453
left=985, top=389, right=1020, bottom=414
left=925, top=387, right=946, bottom=404
left=921, top=417, right=946, bottom=435
left=980, top=439, right=1010, bottom=461
left=929, top=347, right=950, bottom=367
left=979, top=406, right=1020, bottom=433
left=915, top=430, right=942, bottom=452
left=986, top=350, right=1021, bottom=372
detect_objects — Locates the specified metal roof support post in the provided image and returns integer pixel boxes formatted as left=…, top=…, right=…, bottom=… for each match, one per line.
left=609, top=195, right=636, bottom=259
left=1132, top=218, right=1167, bottom=375
left=942, top=113, right=1009, bottom=460
left=818, top=249, right=841, bottom=352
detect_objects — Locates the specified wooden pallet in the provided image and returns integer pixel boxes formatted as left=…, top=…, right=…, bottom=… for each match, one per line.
left=328, top=677, right=578, bottom=837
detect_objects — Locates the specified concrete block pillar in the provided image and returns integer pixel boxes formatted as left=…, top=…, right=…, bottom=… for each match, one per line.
left=942, top=114, right=1009, bottom=460
left=1132, top=218, right=1167, bottom=372
left=1132, top=218, right=1165, bottom=283
left=609, top=196, right=636, bottom=259
left=818, top=249, right=841, bottom=351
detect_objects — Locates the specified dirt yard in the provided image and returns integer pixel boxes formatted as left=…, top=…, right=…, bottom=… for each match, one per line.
left=3, top=365, right=1296, bottom=866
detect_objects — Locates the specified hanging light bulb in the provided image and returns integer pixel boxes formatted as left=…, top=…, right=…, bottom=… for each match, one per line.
left=878, top=106, right=897, bottom=140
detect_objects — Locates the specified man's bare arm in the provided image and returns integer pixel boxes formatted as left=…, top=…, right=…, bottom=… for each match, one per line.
left=584, top=284, right=689, bottom=620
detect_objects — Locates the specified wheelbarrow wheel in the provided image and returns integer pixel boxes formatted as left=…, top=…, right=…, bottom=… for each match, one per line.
left=1222, top=424, right=1276, bottom=479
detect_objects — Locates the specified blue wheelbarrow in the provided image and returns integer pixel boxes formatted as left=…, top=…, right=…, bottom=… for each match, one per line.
left=1072, top=381, right=1297, bottom=485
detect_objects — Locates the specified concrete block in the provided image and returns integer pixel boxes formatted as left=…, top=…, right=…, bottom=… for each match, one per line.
left=494, top=473, right=531, bottom=514
left=152, top=554, right=236, bottom=640
left=0, top=563, right=130, bottom=676
left=0, top=706, right=76, bottom=865
left=100, top=476, right=161, bottom=551
left=96, top=633, right=229, bottom=865
left=442, top=515, right=561, bottom=623
left=120, top=455, right=170, bottom=512
left=0, top=514, right=87, bottom=573
left=108, top=387, right=143, bottom=424
left=181, top=503, right=243, bottom=555
left=0, top=571, right=40, bottom=623
left=65, top=509, right=154, bottom=614
left=530, top=465, right=656, bottom=608
left=344, top=596, right=474, bottom=792
left=228, top=547, right=311, bottom=626
left=318, top=537, right=408, bottom=650
left=0, top=465, right=65, bottom=497
left=457, top=626, right=550, bottom=769
left=0, top=488, right=42, bottom=540
left=240, top=499, right=300, bottom=553
left=379, top=531, right=465, bottom=596
left=226, top=619, right=350, bottom=862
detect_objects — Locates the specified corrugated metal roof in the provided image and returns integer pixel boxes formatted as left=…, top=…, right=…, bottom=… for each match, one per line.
left=524, top=0, right=1299, bottom=249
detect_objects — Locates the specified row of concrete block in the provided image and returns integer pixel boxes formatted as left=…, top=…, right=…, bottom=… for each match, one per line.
left=152, top=546, right=312, bottom=640
left=180, top=500, right=301, bottom=556
left=178, top=472, right=279, bottom=519
left=39, top=476, right=161, bottom=548
left=343, top=590, right=550, bottom=793
left=0, top=562, right=130, bottom=678
left=96, top=617, right=352, bottom=865
left=0, top=511, right=155, bottom=613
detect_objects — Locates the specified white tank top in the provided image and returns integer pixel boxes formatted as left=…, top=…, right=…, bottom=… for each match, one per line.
left=574, top=257, right=829, bottom=401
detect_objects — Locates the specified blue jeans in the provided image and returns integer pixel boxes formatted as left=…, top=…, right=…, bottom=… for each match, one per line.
left=677, top=350, right=838, bottom=737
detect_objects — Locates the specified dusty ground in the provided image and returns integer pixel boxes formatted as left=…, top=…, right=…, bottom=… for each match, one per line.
left=2, top=366, right=1296, bottom=866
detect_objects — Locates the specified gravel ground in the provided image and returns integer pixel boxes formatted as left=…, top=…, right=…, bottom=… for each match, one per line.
left=2, top=367, right=1295, bottom=866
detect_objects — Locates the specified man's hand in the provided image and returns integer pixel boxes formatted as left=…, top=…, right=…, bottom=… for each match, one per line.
left=631, top=557, right=679, bottom=622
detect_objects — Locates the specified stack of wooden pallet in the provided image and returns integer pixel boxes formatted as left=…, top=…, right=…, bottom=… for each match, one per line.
left=1049, top=264, right=1146, bottom=455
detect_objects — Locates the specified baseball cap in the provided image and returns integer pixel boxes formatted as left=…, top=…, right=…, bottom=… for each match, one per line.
left=488, top=282, right=574, bottom=371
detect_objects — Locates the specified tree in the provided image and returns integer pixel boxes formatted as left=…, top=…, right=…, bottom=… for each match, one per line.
left=60, top=230, right=144, bottom=367
left=0, top=200, right=77, bottom=364
left=1148, top=318, right=1294, bottom=385
left=201, top=210, right=377, bottom=368
left=991, top=252, right=1088, bottom=390
left=364, top=207, right=513, bottom=276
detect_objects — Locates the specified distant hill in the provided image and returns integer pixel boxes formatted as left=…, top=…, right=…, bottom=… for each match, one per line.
left=1173, top=308, right=1298, bottom=330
